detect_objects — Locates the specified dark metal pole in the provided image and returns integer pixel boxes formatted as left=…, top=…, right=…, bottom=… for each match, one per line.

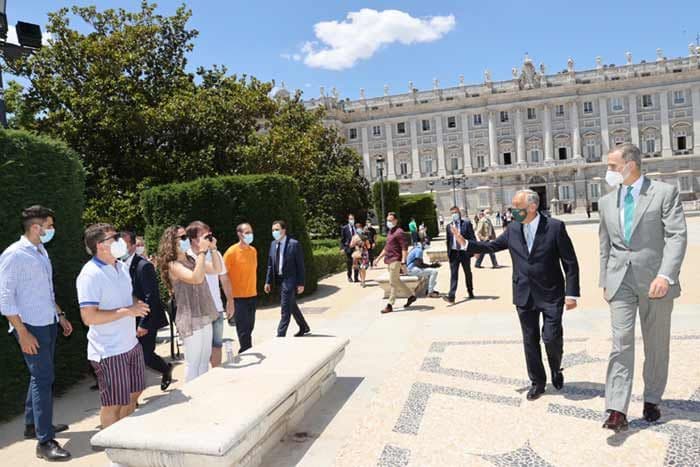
left=0, top=67, right=7, bottom=128
left=451, top=174, right=457, bottom=207
left=379, top=168, right=386, bottom=235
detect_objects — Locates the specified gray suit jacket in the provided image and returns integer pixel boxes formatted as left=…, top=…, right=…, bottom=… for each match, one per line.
left=598, top=177, right=687, bottom=301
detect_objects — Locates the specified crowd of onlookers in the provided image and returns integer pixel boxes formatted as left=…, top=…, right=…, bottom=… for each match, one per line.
left=0, top=206, right=311, bottom=461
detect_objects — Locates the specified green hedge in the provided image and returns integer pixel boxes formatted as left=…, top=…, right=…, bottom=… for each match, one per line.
left=399, top=193, right=438, bottom=238
left=0, top=130, right=86, bottom=422
left=372, top=180, right=400, bottom=221
left=311, top=234, right=386, bottom=278
left=141, top=174, right=317, bottom=300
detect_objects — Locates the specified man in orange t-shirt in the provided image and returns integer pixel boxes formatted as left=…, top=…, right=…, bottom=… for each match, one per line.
left=222, top=223, right=258, bottom=353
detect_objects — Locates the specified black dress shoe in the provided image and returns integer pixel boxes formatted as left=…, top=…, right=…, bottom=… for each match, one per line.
left=294, top=326, right=311, bottom=337
left=36, top=439, right=71, bottom=462
left=643, top=402, right=661, bottom=422
left=381, top=304, right=393, bottom=314
left=24, top=424, right=69, bottom=439
left=467, top=292, right=475, bottom=299
left=161, top=363, right=173, bottom=391
left=602, top=410, right=629, bottom=432
left=552, top=370, right=564, bottom=390
left=443, top=296, right=455, bottom=304
left=526, top=385, right=546, bottom=401
left=405, top=295, right=417, bottom=308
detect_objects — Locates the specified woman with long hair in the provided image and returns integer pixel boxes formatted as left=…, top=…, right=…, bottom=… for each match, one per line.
left=157, top=224, right=220, bottom=382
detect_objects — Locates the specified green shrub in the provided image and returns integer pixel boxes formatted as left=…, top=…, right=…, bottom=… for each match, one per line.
left=372, top=180, right=400, bottom=221
left=141, top=174, right=317, bottom=301
left=0, top=130, right=86, bottom=422
left=311, top=238, right=341, bottom=250
left=399, top=193, right=438, bottom=238
left=312, top=247, right=346, bottom=278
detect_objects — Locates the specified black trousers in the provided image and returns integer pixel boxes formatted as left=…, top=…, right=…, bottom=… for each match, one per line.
left=234, top=297, right=257, bottom=353
left=344, top=248, right=358, bottom=280
left=516, top=295, right=564, bottom=387
left=276, top=277, right=309, bottom=337
left=448, top=250, right=473, bottom=299
left=138, top=327, right=170, bottom=375
left=475, top=251, right=498, bottom=267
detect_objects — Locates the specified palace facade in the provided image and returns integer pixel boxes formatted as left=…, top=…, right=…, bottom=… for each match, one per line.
left=303, top=46, right=700, bottom=215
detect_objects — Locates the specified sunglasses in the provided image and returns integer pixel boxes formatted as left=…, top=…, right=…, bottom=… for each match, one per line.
left=101, top=232, right=121, bottom=243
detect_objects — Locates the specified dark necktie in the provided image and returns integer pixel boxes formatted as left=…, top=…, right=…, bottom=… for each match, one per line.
left=275, top=241, right=282, bottom=276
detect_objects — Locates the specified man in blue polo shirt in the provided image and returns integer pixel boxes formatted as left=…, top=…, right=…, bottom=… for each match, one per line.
left=406, top=242, right=441, bottom=298
left=0, top=206, right=73, bottom=461
left=76, top=223, right=149, bottom=430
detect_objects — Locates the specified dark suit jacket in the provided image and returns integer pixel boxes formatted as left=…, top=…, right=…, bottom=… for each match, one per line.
left=466, top=215, right=580, bottom=307
left=446, top=218, right=476, bottom=258
left=128, top=255, right=168, bottom=330
left=265, top=237, right=305, bottom=288
left=340, top=224, right=355, bottom=252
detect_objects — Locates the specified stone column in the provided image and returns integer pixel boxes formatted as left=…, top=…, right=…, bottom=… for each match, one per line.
left=543, top=105, right=553, bottom=161
left=360, top=127, right=371, bottom=179
left=628, top=94, right=640, bottom=147
left=599, top=97, right=610, bottom=161
left=574, top=167, right=588, bottom=214
left=693, top=87, right=700, bottom=152
left=435, top=115, right=447, bottom=177
left=384, top=122, right=395, bottom=179
left=660, top=91, right=672, bottom=157
left=570, top=101, right=582, bottom=158
left=410, top=118, right=421, bottom=178
left=461, top=113, right=473, bottom=173
left=515, top=108, right=526, bottom=164
left=488, top=111, right=499, bottom=167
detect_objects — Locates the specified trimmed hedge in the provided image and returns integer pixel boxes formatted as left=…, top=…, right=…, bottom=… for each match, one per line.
left=312, top=234, right=386, bottom=278
left=141, top=175, right=317, bottom=300
left=399, top=193, right=438, bottom=238
left=372, top=180, right=400, bottom=221
left=0, top=130, right=86, bottom=422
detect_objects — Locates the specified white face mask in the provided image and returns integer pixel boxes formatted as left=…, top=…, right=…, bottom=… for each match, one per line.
left=386, top=221, right=394, bottom=229
left=110, top=238, right=128, bottom=259
left=605, top=170, right=624, bottom=187
left=135, top=246, right=145, bottom=256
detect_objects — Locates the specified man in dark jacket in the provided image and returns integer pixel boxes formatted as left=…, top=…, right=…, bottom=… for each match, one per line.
left=340, top=214, right=359, bottom=282
left=122, top=231, right=172, bottom=390
left=264, top=221, right=311, bottom=337
left=444, top=206, right=476, bottom=303
left=451, top=190, right=580, bottom=401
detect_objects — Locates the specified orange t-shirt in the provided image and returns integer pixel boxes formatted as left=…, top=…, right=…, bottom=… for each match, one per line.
left=223, top=243, right=257, bottom=298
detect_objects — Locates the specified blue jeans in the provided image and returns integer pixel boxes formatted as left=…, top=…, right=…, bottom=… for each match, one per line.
left=14, top=323, right=57, bottom=443
left=211, top=312, right=224, bottom=348
left=234, top=297, right=257, bottom=353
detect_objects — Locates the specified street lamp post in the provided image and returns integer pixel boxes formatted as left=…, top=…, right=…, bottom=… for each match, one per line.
left=376, top=156, right=386, bottom=234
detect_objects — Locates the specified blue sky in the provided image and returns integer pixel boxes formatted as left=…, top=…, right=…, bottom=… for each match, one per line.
left=7, top=1, right=700, bottom=100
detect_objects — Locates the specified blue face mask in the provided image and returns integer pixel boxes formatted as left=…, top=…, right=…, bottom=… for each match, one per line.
left=356, top=228, right=364, bottom=235
left=272, top=230, right=282, bottom=241
left=179, top=238, right=191, bottom=253
left=40, top=228, right=55, bottom=244
left=243, top=233, right=254, bottom=244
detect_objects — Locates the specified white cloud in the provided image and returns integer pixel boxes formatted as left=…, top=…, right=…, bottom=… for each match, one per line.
left=299, top=9, right=455, bottom=71
left=281, top=52, right=302, bottom=62
left=6, top=25, right=52, bottom=47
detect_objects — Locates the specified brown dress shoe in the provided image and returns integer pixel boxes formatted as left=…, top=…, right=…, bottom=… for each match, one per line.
left=602, top=410, right=629, bottom=432
left=381, top=304, right=393, bottom=314
left=643, top=402, right=661, bottom=422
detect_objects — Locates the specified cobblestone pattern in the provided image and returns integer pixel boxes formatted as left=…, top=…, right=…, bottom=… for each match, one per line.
left=392, top=382, right=522, bottom=436
left=561, top=350, right=606, bottom=368
left=429, top=337, right=589, bottom=353
left=377, top=444, right=410, bottom=467
left=477, top=441, right=556, bottom=467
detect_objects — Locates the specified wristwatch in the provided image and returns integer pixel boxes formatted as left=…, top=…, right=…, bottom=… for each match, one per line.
left=57, top=311, right=66, bottom=317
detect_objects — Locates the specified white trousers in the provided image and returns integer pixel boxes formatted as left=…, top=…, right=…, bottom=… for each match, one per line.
left=183, top=324, right=213, bottom=382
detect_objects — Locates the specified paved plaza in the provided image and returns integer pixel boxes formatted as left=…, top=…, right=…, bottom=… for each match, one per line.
left=1, top=218, right=699, bottom=466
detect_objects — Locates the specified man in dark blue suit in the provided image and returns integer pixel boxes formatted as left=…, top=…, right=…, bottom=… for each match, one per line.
left=264, top=220, right=311, bottom=337
left=444, top=206, right=477, bottom=303
left=340, top=213, right=359, bottom=283
left=451, top=189, right=580, bottom=401
left=122, top=231, right=172, bottom=391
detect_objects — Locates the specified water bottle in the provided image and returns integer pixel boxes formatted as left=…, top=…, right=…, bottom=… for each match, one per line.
left=224, top=340, right=234, bottom=362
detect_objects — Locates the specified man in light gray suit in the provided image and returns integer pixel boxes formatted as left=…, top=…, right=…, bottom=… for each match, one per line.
left=599, top=143, right=687, bottom=432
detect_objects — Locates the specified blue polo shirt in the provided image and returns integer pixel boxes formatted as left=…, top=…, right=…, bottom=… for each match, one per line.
left=406, top=245, right=424, bottom=269
left=76, top=257, right=137, bottom=361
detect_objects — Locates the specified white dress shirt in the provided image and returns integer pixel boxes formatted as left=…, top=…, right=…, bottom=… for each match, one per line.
left=275, top=236, right=287, bottom=275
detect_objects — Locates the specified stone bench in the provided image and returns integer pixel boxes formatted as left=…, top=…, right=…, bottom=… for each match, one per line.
left=376, top=272, right=428, bottom=299
left=424, top=245, right=448, bottom=263
left=91, top=336, right=348, bottom=467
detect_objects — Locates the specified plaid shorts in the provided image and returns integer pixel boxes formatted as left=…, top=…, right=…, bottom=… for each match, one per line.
left=90, top=343, right=146, bottom=407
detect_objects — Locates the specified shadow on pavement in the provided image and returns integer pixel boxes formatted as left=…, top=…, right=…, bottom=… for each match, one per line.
left=300, top=283, right=341, bottom=302
left=58, top=428, right=100, bottom=460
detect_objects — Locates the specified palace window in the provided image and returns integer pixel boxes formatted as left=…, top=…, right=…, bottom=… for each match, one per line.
left=559, top=185, right=572, bottom=200
left=614, top=135, right=626, bottom=146
left=673, top=90, right=685, bottom=104
left=555, top=104, right=565, bottom=117
left=642, top=94, right=653, bottom=108
left=447, top=116, right=457, bottom=128
left=397, top=122, right=406, bottom=134
left=399, top=159, right=409, bottom=176
left=500, top=111, right=509, bottom=123
left=590, top=183, right=601, bottom=199
left=611, top=97, right=624, bottom=112
left=372, top=125, right=381, bottom=137
left=450, top=155, right=460, bottom=171
left=679, top=176, right=691, bottom=192
left=422, top=119, right=431, bottom=131
left=585, top=139, right=597, bottom=160
left=527, top=108, right=536, bottom=120
left=644, top=135, right=656, bottom=154
left=473, top=114, right=483, bottom=126
left=476, top=152, right=486, bottom=169
left=503, top=152, right=512, bottom=165
left=349, top=128, right=358, bottom=139
left=583, top=101, right=593, bottom=113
